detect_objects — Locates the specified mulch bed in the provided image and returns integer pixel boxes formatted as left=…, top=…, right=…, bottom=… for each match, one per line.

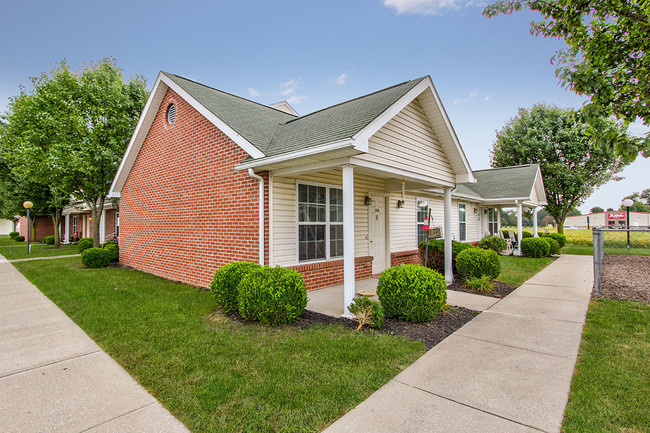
left=446, top=279, right=517, bottom=299
left=222, top=307, right=479, bottom=351
left=598, top=255, right=650, bottom=304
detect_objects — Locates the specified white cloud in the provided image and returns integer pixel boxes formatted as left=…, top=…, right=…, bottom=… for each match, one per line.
left=454, top=89, right=479, bottom=105
left=383, top=0, right=479, bottom=15
left=287, top=95, right=307, bottom=104
left=483, top=94, right=491, bottom=102
left=247, top=87, right=260, bottom=97
left=279, top=78, right=299, bottom=96
left=335, top=73, right=348, bottom=86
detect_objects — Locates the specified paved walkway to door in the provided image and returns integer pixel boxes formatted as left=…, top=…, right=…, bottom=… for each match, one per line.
left=0, top=256, right=189, bottom=433
left=323, top=255, right=594, bottom=433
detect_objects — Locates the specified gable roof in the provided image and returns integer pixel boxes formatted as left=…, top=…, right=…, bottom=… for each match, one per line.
left=454, top=164, right=546, bottom=204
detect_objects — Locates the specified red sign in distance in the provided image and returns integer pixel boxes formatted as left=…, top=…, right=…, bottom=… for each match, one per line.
left=608, top=212, right=626, bottom=219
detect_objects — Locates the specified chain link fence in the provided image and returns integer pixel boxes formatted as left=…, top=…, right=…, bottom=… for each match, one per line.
left=593, top=226, right=650, bottom=296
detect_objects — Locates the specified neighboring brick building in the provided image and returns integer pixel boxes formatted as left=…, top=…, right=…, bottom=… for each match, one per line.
left=18, top=216, right=54, bottom=242
left=109, top=72, right=546, bottom=314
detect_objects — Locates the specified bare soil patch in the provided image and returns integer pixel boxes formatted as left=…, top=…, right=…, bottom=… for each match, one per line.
left=598, top=255, right=650, bottom=303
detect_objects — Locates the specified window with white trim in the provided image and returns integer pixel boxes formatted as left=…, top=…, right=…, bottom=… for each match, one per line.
left=72, top=216, right=78, bottom=234
left=416, top=200, right=429, bottom=245
left=459, top=204, right=466, bottom=241
left=115, top=212, right=119, bottom=237
left=297, top=184, right=343, bottom=262
left=488, top=208, right=498, bottom=235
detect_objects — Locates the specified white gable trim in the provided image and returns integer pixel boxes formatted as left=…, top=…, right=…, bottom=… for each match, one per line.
left=109, top=72, right=264, bottom=196
left=530, top=166, right=548, bottom=206
left=352, top=76, right=475, bottom=184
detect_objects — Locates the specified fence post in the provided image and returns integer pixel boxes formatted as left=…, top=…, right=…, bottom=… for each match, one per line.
left=593, top=228, right=602, bottom=296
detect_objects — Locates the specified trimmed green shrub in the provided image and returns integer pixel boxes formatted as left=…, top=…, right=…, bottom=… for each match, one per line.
left=9, top=231, right=19, bottom=238
left=210, top=262, right=261, bottom=314
left=501, top=229, right=533, bottom=242
left=418, top=239, right=473, bottom=274
left=15, top=236, right=25, bottom=242
left=478, top=235, right=507, bottom=253
left=521, top=237, right=550, bottom=258
left=455, top=248, right=501, bottom=280
left=464, top=275, right=494, bottom=293
left=377, top=264, right=447, bottom=323
left=43, top=236, right=55, bottom=245
left=104, top=243, right=119, bottom=262
left=348, top=297, right=384, bottom=330
left=542, top=232, right=567, bottom=248
left=545, top=237, right=560, bottom=255
left=237, top=266, right=307, bottom=326
left=81, top=248, right=112, bottom=268
left=77, top=238, right=94, bottom=253
left=102, top=240, right=118, bottom=248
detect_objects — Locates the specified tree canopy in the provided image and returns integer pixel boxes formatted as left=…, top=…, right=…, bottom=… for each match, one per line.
left=0, top=59, right=147, bottom=246
left=590, top=206, right=604, bottom=213
left=490, top=103, right=639, bottom=233
left=483, top=0, right=650, bottom=159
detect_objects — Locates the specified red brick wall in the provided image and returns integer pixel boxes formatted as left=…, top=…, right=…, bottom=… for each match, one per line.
left=104, top=209, right=117, bottom=239
left=119, top=88, right=266, bottom=288
left=391, top=249, right=422, bottom=266
left=288, top=256, right=373, bottom=291
left=19, top=216, right=54, bottom=242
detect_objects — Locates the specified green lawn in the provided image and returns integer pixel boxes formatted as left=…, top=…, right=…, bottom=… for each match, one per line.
left=0, top=234, right=26, bottom=246
left=14, top=257, right=425, bottom=433
left=563, top=299, right=650, bottom=432
left=0, top=243, right=78, bottom=260
left=562, top=243, right=650, bottom=256
left=497, top=255, right=554, bottom=286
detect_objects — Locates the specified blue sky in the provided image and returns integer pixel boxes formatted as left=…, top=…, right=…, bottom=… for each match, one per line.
left=1, top=0, right=648, bottom=212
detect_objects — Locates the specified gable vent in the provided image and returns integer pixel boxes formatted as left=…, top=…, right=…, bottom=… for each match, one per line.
left=167, top=103, right=176, bottom=124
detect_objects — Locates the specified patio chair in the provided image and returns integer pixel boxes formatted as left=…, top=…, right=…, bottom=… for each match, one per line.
left=507, top=230, right=518, bottom=253
left=499, top=230, right=513, bottom=253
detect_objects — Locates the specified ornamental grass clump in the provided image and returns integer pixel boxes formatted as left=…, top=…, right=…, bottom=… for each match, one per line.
left=347, top=296, right=384, bottom=330
left=377, top=264, right=447, bottom=323
left=210, top=262, right=261, bottom=314
left=478, top=235, right=507, bottom=253
left=521, top=237, right=550, bottom=258
left=464, top=275, right=494, bottom=293
left=237, top=266, right=307, bottom=326
left=81, top=247, right=112, bottom=268
left=455, top=248, right=501, bottom=280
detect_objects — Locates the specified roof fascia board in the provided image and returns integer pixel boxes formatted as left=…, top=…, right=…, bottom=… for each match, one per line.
left=162, top=73, right=265, bottom=159
left=270, top=157, right=352, bottom=177
left=349, top=156, right=455, bottom=188
left=110, top=73, right=168, bottom=195
left=236, top=139, right=355, bottom=170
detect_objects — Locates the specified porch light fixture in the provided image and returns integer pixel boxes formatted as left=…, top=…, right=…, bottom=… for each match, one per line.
left=23, top=201, right=33, bottom=255
left=364, top=196, right=373, bottom=206
left=484, top=209, right=488, bottom=215
left=397, top=200, right=405, bottom=208
left=474, top=208, right=478, bottom=214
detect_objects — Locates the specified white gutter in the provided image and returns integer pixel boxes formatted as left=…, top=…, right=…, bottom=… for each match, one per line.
left=247, top=169, right=265, bottom=265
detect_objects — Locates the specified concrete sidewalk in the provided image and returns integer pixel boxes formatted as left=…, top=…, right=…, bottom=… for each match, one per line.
left=324, top=255, right=594, bottom=433
left=0, top=258, right=189, bottom=433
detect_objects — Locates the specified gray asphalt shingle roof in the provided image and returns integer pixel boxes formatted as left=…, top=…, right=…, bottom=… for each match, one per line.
left=455, top=164, right=540, bottom=200
left=165, top=72, right=425, bottom=157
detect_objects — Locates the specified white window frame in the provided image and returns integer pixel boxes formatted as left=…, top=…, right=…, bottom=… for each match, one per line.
left=459, top=203, right=467, bottom=241
left=296, top=181, right=344, bottom=263
left=488, top=207, right=498, bottom=235
left=115, top=212, right=119, bottom=237
left=416, top=197, right=429, bottom=246
left=72, top=216, right=78, bottom=234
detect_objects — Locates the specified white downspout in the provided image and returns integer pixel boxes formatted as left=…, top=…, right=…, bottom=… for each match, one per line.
left=248, top=169, right=265, bottom=265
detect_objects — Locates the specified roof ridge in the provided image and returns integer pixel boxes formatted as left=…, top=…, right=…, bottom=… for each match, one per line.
left=162, top=72, right=298, bottom=118
left=283, top=76, right=427, bottom=125
left=473, top=164, right=537, bottom=173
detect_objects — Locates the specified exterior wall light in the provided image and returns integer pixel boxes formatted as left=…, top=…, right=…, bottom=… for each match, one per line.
left=397, top=200, right=405, bottom=208
left=364, top=196, right=373, bottom=206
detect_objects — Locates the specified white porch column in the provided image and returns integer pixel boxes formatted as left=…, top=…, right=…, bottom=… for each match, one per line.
left=533, top=206, right=539, bottom=237
left=443, top=187, right=453, bottom=283
left=342, top=166, right=355, bottom=316
left=64, top=214, right=70, bottom=244
left=100, top=209, right=106, bottom=242
left=516, top=200, right=523, bottom=255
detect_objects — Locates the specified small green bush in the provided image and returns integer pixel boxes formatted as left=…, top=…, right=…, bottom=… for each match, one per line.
left=104, top=243, right=119, bottom=262
left=210, top=262, right=261, bottom=314
left=455, top=248, right=501, bottom=280
left=15, top=236, right=25, bottom=242
left=542, top=232, right=567, bottom=248
left=81, top=248, right=112, bottom=268
left=521, top=237, right=550, bottom=258
left=478, top=235, right=507, bottom=253
left=501, top=230, right=533, bottom=242
left=102, top=240, right=118, bottom=248
left=43, top=236, right=55, bottom=245
left=237, top=266, right=307, bottom=326
left=418, top=239, right=473, bottom=274
left=545, top=237, right=560, bottom=255
left=377, top=264, right=447, bottom=323
left=77, top=238, right=94, bottom=253
left=9, top=231, right=19, bottom=238
left=348, top=297, right=384, bottom=330
left=464, top=275, right=494, bottom=293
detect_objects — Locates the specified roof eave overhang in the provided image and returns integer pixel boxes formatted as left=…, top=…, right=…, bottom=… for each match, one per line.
left=236, top=139, right=355, bottom=171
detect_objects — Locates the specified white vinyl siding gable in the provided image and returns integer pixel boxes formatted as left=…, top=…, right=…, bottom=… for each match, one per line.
left=358, top=99, right=456, bottom=185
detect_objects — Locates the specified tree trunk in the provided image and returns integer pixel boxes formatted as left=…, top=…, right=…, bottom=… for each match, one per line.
left=90, top=197, right=105, bottom=248
left=556, top=216, right=566, bottom=234
left=51, top=209, right=62, bottom=248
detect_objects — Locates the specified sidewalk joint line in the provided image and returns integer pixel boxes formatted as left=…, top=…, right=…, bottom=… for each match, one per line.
left=79, top=401, right=159, bottom=433
left=483, top=310, right=585, bottom=324
left=392, top=379, right=549, bottom=432
left=0, top=349, right=102, bottom=380
left=453, top=334, right=573, bottom=359
left=509, top=294, right=586, bottom=303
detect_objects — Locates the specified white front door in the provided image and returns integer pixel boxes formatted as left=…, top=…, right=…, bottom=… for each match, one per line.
left=369, top=196, right=387, bottom=274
